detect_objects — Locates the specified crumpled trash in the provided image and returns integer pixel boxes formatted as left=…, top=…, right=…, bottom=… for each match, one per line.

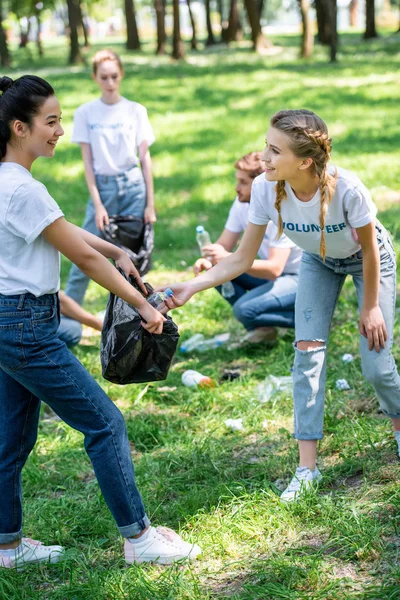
left=256, top=375, right=293, bottom=404
left=225, top=418, right=244, bottom=431
left=101, top=269, right=179, bottom=384
left=336, top=378, right=351, bottom=391
left=221, top=369, right=241, bottom=382
left=342, top=353, right=354, bottom=363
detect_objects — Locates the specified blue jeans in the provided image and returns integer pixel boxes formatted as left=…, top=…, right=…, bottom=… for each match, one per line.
left=65, top=168, right=146, bottom=305
left=57, top=315, right=82, bottom=347
left=217, top=273, right=298, bottom=330
left=293, top=223, right=400, bottom=440
left=0, top=292, right=150, bottom=544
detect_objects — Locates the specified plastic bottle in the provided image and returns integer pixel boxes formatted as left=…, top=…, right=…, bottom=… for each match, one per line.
left=180, top=333, right=205, bottom=353
left=221, top=281, right=235, bottom=299
left=147, top=288, right=174, bottom=310
left=196, top=225, right=211, bottom=256
left=181, top=369, right=214, bottom=388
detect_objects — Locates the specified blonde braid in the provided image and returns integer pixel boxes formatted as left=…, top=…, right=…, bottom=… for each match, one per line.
left=274, top=180, right=287, bottom=239
left=303, top=130, right=337, bottom=259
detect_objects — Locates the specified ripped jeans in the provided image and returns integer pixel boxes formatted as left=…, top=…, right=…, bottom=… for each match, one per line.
left=293, top=223, right=400, bottom=440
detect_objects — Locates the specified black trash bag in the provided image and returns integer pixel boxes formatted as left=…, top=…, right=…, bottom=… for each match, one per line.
left=103, top=216, right=154, bottom=276
left=101, top=271, right=179, bottom=384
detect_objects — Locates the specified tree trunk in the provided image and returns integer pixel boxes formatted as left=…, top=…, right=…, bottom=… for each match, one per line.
left=154, top=0, right=166, bottom=54
left=78, top=3, right=90, bottom=47
left=186, top=0, right=197, bottom=49
left=349, top=0, right=358, bottom=26
left=125, top=0, right=141, bottom=50
left=35, top=13, right=43, bottom=56
left=315, top=0, right=330, bottom=43
left=243, top=0, right=272, bottom=51
left=226, top=0, right=242, bottom=41
left=0, top=0, right=10, bottom=68
left=298, top=0, right=314, bottom=57
left=19, top=19, right=31, bottom=48
left=66, top=0, right=83, bottom=64
left=172, top=0, right=185, bottom=59
left=258, top=0, right=265, bottom=17
left=205, top=0, right=215, bottom=45
left=364, top=0, right=378, bottom=38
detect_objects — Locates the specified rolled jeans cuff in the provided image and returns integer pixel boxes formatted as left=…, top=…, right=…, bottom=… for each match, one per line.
left=118, top=514, right=151, bottom=538
left=0, top=529, right=22, bottom=544
left=293, top=432, right=324, bottom=441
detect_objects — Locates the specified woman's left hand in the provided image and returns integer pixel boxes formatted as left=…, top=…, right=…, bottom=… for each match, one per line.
left=115, top=252, right=148, bottom=296
left=144, top=206, right=157, bottom=224
left=359, top=305, right=387, bottom=352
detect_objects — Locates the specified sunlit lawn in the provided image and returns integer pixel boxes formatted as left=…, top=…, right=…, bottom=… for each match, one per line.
left=1, top=30, right=400, bottom=598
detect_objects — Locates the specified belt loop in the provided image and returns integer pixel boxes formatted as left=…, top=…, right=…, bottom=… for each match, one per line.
left=17, top=294, right=26, bottom=310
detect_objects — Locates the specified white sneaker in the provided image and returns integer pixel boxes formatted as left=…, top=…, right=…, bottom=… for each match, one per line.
left=0, top=538, right=64, bottom=569
left=242, top=327, right=277, bottom=344
left=125, top=526, right=201, bottom=565
left=280, top=467, right=322, bottom=503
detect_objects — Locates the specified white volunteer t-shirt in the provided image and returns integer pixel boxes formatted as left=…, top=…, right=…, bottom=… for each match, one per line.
left=0, top=162, right=63, bottom=296
left=72, top=97, right=155, bottom=175
left=225, top=197, right=302, bottom=274
left=249, top=166, right=377, bottom=259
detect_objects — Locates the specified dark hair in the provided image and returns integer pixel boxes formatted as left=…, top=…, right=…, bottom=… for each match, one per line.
left=0, top=74, right=54, bottom=159
left=234, top=151, right=264, bottom=179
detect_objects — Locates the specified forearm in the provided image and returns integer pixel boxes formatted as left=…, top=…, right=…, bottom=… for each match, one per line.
left=60, top=294, right=103, bottom=330
left=141, top=151, right=154, bottom=208
left=189, top=251, right=251, bottom=293
left=71, top=224, right=122, bottom=260
left=246, top=259, right=282, bottom=280
left=84, top=164, right=102, bottom=208
left=362, top=245, right=380, bottom=309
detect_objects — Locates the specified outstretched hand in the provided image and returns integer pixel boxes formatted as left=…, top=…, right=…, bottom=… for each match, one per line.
left=156, top=282, right=195, bottom=313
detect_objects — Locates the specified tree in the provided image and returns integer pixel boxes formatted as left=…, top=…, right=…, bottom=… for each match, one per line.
left=243, top=0, right=272, bottom=51
left=172, top=0, right=184, bottom=59
left=0, top=0, right=10, bottom=67
left=186, top=0, right=197, bottom=49
left=315, top=0, right=338, bottom=60
left=154, top=0, right=166, bottom=54
left=364, top=0, right=378, bottom=38
left=298, top=0, right=314, bottom=57
left=226, top=0, right=243, bottom=42
left=349, top=0, right=358, bottom=26
left=205, top=0, right=215, bottom=45
left=125, top=0, right=140, bottom=50
left=66, top=0, right=84, bottom=64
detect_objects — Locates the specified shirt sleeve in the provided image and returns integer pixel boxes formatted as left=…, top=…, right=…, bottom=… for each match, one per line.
left=248, top=178, right=271, bottom=225
left=71, top=105, right=90, bottom=144
left=135, top=104, right=156, bottom=148
left=224, top=199, right=245, bottom=233
left=6, top=182, right=64, bottom=244
left=344, top=186, right=378, bottom=229
left=267, top=222, right=296, bottom=248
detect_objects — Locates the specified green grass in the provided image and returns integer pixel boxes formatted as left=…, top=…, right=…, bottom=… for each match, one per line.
left=1, top=32, right=400, bottom=598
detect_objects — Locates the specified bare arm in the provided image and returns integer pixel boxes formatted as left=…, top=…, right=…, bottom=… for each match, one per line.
left=193, top=229, right=241, bottom=276
left=43, top=218, right=165, bottom=334
left=245, top=247, right=291, bottom=280
left=356, top=221, right=387, bottom=352
left=59, top=291, right=103, bottom=331
left=80, top=142, right=109, bottom=231
left=139, top=141, right=156, bottom=224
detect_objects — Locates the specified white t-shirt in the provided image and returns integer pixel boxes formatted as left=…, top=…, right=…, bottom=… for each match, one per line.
left=225, top=198, right=302, bottom=274
left=249, top=166, right=378, bottom=259
left=71, top=97, right=155, bottom=176
left=0, top=162, right=63, bottom=296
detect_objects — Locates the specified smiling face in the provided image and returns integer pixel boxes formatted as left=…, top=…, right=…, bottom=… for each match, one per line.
left=22, top=95, right=64, bottom=159
left=235, top=169, right=253, bottom=203
left=93, top=59, right=123, bottom=100
left=262, top=127, right=308, bottom=182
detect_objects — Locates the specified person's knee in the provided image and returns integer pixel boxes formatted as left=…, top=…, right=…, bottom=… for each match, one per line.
left=58, top=319, right=82, bottom=348
left=296, top=340, right=325, bottom=352
left=362, top=360, right=388, bottom=387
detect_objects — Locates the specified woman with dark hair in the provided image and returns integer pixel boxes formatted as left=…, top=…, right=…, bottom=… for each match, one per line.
left=0, top=75, right=201, bottom=568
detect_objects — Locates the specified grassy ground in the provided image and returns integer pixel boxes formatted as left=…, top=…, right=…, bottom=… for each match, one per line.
left=1, top=31, right=400, bottom=599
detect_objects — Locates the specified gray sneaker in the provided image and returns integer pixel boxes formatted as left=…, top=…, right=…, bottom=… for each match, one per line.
left=280, top=467, right=322, bottom=503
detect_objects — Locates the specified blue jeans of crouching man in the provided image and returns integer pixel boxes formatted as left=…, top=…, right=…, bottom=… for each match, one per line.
left=0, top=292, right=149, bottom=544
left=293, top=222, right=400, bottom=440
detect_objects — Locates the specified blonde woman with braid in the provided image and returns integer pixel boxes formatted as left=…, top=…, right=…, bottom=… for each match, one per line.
left=159, top=109, right=400, bottom=502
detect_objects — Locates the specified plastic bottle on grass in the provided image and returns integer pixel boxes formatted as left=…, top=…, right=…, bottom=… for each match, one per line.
left=181, top=370, right=215, bottom=388
left=147, top=288, right=174, bottom=310
left=180, top=334, right=205, bottom=353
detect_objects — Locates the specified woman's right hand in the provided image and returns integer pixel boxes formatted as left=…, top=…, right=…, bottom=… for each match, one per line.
left=138, top=302, right=166, bottom=335
left=95, top=204, right=110, bottom=231
left=157, top=282, right=195, bottom=312
left=193, top=257, right=213, bottom=276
